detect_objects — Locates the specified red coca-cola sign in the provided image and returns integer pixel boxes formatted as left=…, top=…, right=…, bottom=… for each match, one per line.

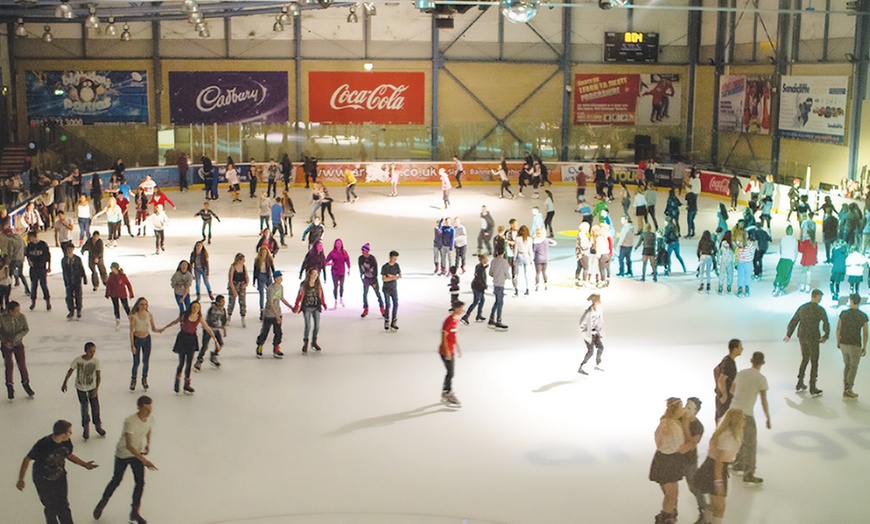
left=309, top=72, right=425, bottom=125
left=700, top=171, right=732, bottom=197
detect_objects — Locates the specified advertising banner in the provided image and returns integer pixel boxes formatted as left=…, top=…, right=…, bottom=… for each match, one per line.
left=168, top=71, right=289, bottom=125
left=637, top=74, right=681, bottom=125
left=573, top=74, right=639, bottom=125
left=25, top=71, right=149, bottom=125
left=309, top=72, right=425, bottom=125
left=700, top=171, right=732, bottom=197
left=718, top=75, right=771, bottom=134
left=779, top=76, right=847, bottom=144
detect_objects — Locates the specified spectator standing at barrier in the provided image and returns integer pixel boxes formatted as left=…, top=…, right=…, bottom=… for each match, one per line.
left=281, top=154, right=293, bottom=192
left=249, top=158, right=260, bottom=198
left=177, top=152, right=189, bottom=192
left=452, top=155, right=464, bottom=189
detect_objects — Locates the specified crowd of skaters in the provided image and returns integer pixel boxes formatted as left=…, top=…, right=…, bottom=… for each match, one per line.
left=5, top=153, right=870, bottom=524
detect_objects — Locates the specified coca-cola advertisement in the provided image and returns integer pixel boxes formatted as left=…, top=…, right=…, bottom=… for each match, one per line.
left=309, top=72, right=425, bottom=125
left=700, top=171, right=732, bottom=198
left=168, top=71, right=289, bottom=125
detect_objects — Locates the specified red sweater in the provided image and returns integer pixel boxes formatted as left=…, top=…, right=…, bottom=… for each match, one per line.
left=105, top=272, right=133, bottom=299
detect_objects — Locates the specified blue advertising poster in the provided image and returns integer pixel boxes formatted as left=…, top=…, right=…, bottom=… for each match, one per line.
left=25, top=70, right=149, bottom=125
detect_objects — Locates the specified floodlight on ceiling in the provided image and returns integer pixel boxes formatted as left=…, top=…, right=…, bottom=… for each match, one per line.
left=289, top=3, right=301, bottom=16
left=195, top=21, right=206, bottom=32
left=363, top=2, right=377, bottom=16
left=318, top=0, right=333, bottom=7
left=105, top=17, right=117, bottom=36
left=416, top=0, right=435, bottom=12
left=120, top=23, right=131, bottom=41
left=347, top=5, right=358, bottom=23
left=85, top=7, right=100, bottom=29
left=500, top=0, right=540, bottom=23
left=189, top=11, right=203, bottom=23
left=55, top=1, right=74, bottom=19
left=199, top=25, right=210, bottom=38
left=598, top=0, right=630, bottom=10
left=273, top=18, right=285, bottom=31
left=278, top=6, right=292, bottom=25
left=15, top=18, right=27, bottom=38
left=42, top=25, right=52, bottom=42
left=182, top=0, right=200, bottom=14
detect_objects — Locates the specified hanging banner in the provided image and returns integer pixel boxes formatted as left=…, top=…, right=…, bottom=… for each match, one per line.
left=779, top=76, right=847, bottom=144
left=309, top=72, right=425, bottom=125
left=573, top=74, right=639, bottom=125
left=637, top=74, right=681, bottom=125
left=25, top=71, right=149, bottom=125
left=718, top=75, right=771, bottom=134
left=168, top=71, right=289, bottom=125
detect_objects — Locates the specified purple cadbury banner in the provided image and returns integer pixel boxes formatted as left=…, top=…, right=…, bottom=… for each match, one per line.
left=169, top=71, right=289, bottom=125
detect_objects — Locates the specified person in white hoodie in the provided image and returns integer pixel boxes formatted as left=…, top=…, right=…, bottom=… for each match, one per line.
left=845, top=246, right=868, bottom=295
left=773, top=225, right=799, bottom=296
left=147, top=205, right=169, bottom=255
left=577, top=293, right=604, bottom=374
left=513, top=225, right=534, bottom=296
left=453, top=217, right=468, bottom=274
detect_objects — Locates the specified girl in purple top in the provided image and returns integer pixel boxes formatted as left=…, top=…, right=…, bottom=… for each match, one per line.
left=299, top=241, right=327, bottom=282
left=325, top=238, right=351, bottom=309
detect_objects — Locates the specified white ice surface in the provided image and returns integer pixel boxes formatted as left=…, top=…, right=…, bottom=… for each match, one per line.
left=1, top=184, right=869, bottom=524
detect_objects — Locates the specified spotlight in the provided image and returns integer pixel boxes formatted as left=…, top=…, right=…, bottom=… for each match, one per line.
left=289, top=3, right=301, bottom=16
left=416, top=0, right=435, bottom=12
left=845, top=53, right=856, bottom=63
left=42, top=25, right=52, bottom=42
left=195, top=21, right=206, bottom=32
left=105, top=17, right=117, bottom=37
left=278, top=6, right=292, bottom=25
left=182, top=0, right=200, bottom=14
left=55, top=1, right=74, bottom=19
left=199, top=25, right=210, bottom=38
left=273, top=19, right=285, bottom=31
left=598, top=0, right=630, bottom=9
left=15, top=18, right=27, bottom=38
left=189, top=11, right=203, bottom=23
left=500, top=0, right=540, bottom=23
left=363, top=62, right=374, bottom=71
left=120, top=24, right=131, bottom=41
left=363, top=2, right=377, bottom=16
left=318, top=0, right=333, bottom=7
left=85, top=7, right=100, bottom=29
left=347, top=5, right=358, bottom=23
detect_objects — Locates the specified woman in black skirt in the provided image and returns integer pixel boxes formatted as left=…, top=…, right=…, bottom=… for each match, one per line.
left=160, top=302, right=220, bottom=395
left=649, top=397, right=687, bottom=524
left=694, top=408, right=745, bottom=524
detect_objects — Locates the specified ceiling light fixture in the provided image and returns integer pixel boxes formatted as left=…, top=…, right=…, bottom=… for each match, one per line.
left=347, top=5, right=358, bottom=23
left=189, top=11, right=203, bottom=23
left=195, top=21, right=206, bottom=32
left=15, top=18, right=27, bottom=38
left=55, top=1, right=74, bottom=19
left=500, top=0, right=540, bottom=23
left=182, top=0, right=200, bottom=14
left=273, top=18, right=285, bottom=31
left=318, top=0, right=333, bottom=7
left=415, top=0, right=435, bottom=12
left=363, top=2, right=377, bottom=16
left=598, top=0, right=630, bottom=10
left=105, top=17, right=117, bottom=36
left=120, top=23, right=131, bottom=41
left=289, top=3, right=301, bottom=16
left=278, top=6, right=292, bottom=25
left=199, top=25, right=210, bottom=38
left=85, top=6, right=100, bottom=29
left=42, top=24, right=53, bottom=42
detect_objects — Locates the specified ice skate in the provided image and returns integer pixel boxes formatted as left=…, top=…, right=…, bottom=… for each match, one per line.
left=194, top=358, right=203, bottom=372
left=390, top=321, right=399, bottom=331
left=22, top=382, right=34, bottom=398
left=578, top=365, right=588, bottom=375
left=361, top=307, right=369, bottom=318
left=810, top=388, right=823, bottom=397
left=130, top=377, right=136, bottom=391
left=441, top=391, right=462, bottom=407
left=256, top=344, right=263, bottom=358
left=241, top=317, right=246, bottom=328
left=210, top=351, right=221, bottom=367
left=142, top=377, right=149, bottom=391
left=274, top=347, right=285, bottom=358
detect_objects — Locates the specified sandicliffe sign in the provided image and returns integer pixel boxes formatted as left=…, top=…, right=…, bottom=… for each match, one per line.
left=168, top=71, right=289, bottom=125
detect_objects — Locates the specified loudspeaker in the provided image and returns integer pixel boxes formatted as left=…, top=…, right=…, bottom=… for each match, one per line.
left=435, top=16, right=454, bottom=29
left=634, top=135, right=652, bottom=163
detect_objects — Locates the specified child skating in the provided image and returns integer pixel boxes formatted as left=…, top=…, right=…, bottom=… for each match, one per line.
left=61, top=342, right=105, bottom=440
left=439, top=300, right=464, bottom=407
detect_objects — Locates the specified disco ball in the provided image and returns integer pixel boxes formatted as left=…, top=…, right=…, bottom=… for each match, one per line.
left=500, top=0, right=540, bottom=24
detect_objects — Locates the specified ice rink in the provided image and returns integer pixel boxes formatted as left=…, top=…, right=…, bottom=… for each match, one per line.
left=1, top=182, right=869, bottom=524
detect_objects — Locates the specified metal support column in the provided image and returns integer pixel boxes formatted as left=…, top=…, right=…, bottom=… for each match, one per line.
left=791, top=0, right=802, bottom=63
left=224, top=17, right=231, bottom=58
left=4, top=21, right=16, bottom=143
left=364, top=8, right=371, bottom=58
left=294, top=15, right=303, bottom=159
left=560, top=1, right=572, bottom=161
left=432, top=18, right=441, bottom=160
left=686, top=0, right=701, bottom=157
left=82, top=23, right=89, bottom=58
left=711, top=0, right=729, bottom=166
left=847, top=1, right=870, bottom=180
left=822, top=0, right=831, bottom=61
left=770, top=0, right=793, bottom=177
left=498, top=13, right=504, bottom=61
left=152, top=21, right=162, bottom=125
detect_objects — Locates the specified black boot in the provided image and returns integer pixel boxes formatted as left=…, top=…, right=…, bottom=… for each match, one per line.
left=21, top=382, right=34, bottom=398
left=311, top=338, right=322, bottom=352
left=6, top=383, right=13, bottom=400
left=302, top=339, right=308, bottom=354
left=174, top=375, right=180, bottom=393
left=93, top=498, right=108, bottom=520
left=129, top=505, right=147, bottom=524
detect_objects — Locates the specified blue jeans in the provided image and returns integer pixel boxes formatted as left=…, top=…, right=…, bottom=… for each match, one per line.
left=361, top=277, right=383, bottom=309
left=78, top=217, right=91, bottom=241
left=303, top=306, right=321, bottom=340
left=257, top=273, right=272, bottom=311
left=132, top=335, right=151, bottom=379
left=666, top=241, right=686, bottom=273
left=618, top=246, right=633, bottom=275
left=699, top=254, right=714, bottom=285
left=194, top=267, right=212, bottom=296
left=175, top=293, right=190, bottom=315
left=489, top=286, right=505, bottom=323
left=383, top=285, right=398, bottom=321
left=737, top=260, right=752, bottom=289
left=466, top=289, right=486, bottom=319
left=687, top=210, right=697, bottom=235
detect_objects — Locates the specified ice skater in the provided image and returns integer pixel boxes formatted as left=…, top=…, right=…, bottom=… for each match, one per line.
left=325, top=238, right=351, bottom=309
left=487, top=249, right=510, bottom=330
left=61, top=244, right=86, bottom=320
left=461, top=254, right=488, bottom=325
left=358, top=243, right=384, bottom=318
left=784, top=288, right=830, bottom=396
left=836, top=293, right=868, bottom=399
left=194, top=202, right=221, bottom=244
left=196, top=295, right=226, bottom=370
left=731, top=351, right=771, bottom=485
left=61, top=342, right=105, bottom=439
left=381, top=250, right=402, bottom=331
left=440, top=300, right=464, bottom=407
left=292, top=268, right=327, bottom=353
left=256, top=270, right=292, bottom=358
left=577, top=293, right=604, bottom=374
left=440, top=168, right=452, bottom=209
left=161, top=301, right=218, bottom=394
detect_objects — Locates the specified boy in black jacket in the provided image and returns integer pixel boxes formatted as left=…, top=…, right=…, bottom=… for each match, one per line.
left=61, top=245, right=87, bottom=319
left=461, top=254, right=488, bottom=325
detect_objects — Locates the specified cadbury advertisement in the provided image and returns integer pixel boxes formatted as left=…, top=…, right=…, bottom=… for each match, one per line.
left=308, top=72, right=425, bottom=125
left=168, top=71, right=289, bottom=125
